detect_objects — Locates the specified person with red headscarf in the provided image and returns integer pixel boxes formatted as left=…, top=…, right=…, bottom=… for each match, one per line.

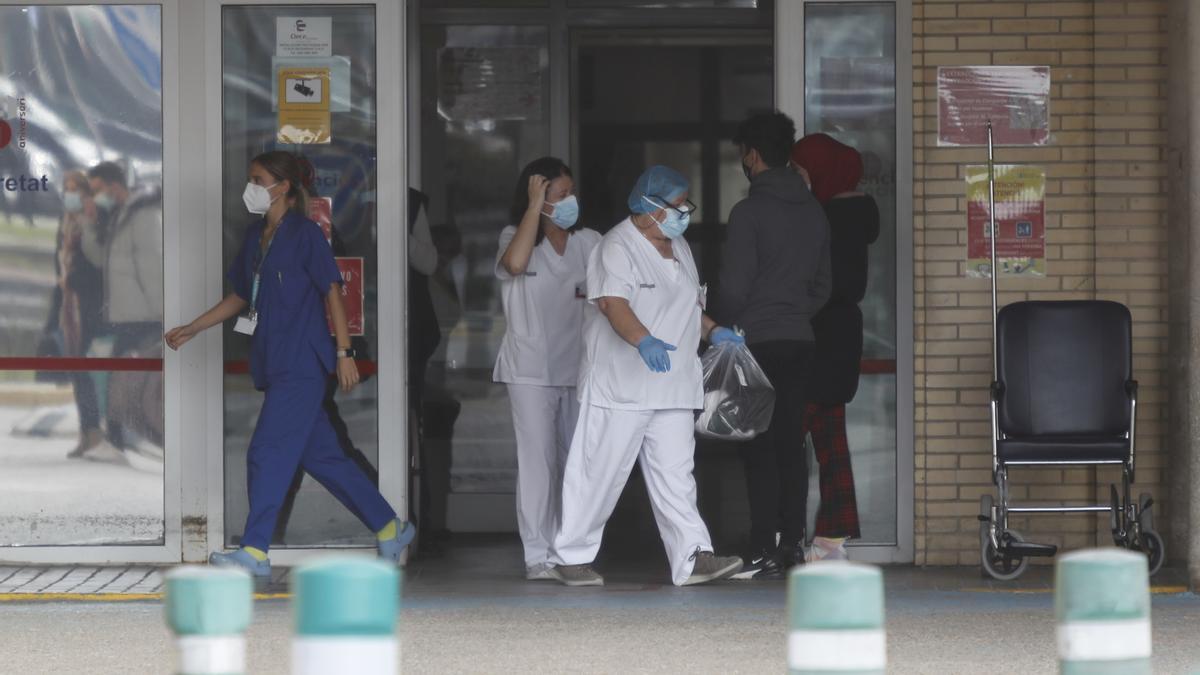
left=790, top=133, right=881, bottom=561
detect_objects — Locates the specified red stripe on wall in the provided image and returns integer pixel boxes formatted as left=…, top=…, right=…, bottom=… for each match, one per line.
left=0, top=357, right=163, bottom=372
left=861, top=359, right=897, bottom=375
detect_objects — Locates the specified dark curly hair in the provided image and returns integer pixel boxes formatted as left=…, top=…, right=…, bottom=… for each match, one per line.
left=733, top=111, right=798, bottom=169
left=508, top=157, right=576, bottom=245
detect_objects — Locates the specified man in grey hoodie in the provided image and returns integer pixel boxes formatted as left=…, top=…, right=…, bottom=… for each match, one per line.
left=716, top=111, right=832, bottom=580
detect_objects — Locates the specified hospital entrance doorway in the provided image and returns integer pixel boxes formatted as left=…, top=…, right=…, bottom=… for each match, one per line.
left=411, top=1, right=908, bottom=574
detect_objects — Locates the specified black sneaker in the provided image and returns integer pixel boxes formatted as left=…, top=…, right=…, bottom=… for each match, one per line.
left=728, top=550, right=784, bottom=580
left=782, top=542, right=808, bottom=570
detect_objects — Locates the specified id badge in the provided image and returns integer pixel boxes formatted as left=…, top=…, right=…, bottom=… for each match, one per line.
left=699, top=284, right=708, bottom=310
left=234, top=315, right=257, bottom=335
left=575, top=281, right=587, bottom=299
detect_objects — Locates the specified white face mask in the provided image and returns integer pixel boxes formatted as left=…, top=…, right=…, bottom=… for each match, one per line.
left=242, top=181, right=279, bottom=215
left=63, top=192, right=84, bottom=214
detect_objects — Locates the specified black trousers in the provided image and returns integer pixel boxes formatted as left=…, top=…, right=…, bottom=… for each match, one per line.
left=739, top=339, right=814, bottom=553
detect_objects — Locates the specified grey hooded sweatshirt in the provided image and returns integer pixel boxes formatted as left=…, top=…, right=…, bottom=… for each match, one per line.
left=715, top=166, right=832, bottom=344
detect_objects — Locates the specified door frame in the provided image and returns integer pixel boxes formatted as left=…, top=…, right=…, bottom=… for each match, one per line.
left=776, top=0, right=915, bottom=564
left=0, top=0, right=183, bottom=565
left=199, top=0, right=407, bottom=565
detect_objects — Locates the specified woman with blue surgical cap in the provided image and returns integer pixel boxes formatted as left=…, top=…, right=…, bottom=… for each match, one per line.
left=495, top=157, right=602, bottom=581
left=548, top=165, right=744, bottom=587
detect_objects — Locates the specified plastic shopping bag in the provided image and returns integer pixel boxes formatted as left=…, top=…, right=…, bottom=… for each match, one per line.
left=695, top=341, right=775, bottom=441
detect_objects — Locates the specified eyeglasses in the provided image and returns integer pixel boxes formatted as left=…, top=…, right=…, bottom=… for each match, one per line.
left=645, top=195, right=698, bottom=217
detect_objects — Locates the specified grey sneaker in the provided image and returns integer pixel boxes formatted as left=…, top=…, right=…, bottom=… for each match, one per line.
left=682, top=549, right=743, bottom=586
left=550, top=564, right=604, bottom=587
left=526, top=562, right=555, bottom=581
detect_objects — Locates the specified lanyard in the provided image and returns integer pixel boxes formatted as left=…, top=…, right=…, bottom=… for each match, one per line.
left=249, top=227, right=278, bottom=319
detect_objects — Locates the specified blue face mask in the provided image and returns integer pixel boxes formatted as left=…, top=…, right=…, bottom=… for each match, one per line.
left=642, top=196, right=691, bottom=239
left=548, top=194, right=579, bottom=229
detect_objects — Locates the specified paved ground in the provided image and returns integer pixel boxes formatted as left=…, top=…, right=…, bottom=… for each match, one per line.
left=1, top=537, right=1198, bottom=674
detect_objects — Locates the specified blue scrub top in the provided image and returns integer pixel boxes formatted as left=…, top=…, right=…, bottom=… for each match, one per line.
left=227, top=211, right=343, bottom=390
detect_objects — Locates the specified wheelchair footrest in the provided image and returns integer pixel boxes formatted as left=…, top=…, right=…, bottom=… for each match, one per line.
left=1002, top=540, right=1058, bottom=558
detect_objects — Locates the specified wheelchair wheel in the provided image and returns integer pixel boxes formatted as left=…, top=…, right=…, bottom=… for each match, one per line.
left=1109, top=485, right=1124, bottom=547
left=1138, top=493, right=1155, bottom=532
left=978, top=495, right=994, bottom=578
left=1137, top=530, right=1165, bottom=577
left=981, top=530, right=1030, bottom=581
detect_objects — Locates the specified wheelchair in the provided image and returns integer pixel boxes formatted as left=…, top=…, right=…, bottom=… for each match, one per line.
left=978, top=300, right=1165, bottom=580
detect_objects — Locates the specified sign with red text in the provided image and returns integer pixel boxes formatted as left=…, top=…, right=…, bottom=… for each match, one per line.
left=966, top=165, right=1046, bottom=278
left=938, top=66, right=1050, bottom=146
left=308, top=196, right=332, bottom=242
left=327, top=257, right=364, bottom=336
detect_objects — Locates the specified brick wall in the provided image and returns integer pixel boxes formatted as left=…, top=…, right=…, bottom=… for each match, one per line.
left=911, top=0, right=1170, bottom=565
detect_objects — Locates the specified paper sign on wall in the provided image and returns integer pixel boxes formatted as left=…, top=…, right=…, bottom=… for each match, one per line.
left=276, top=17, right=331, bottom=58
left=938, top=66, right=1051, bottom=146
left=277, top=66, right=331, bottom=144
left=966, top=165, right=1046, bottom=278
left=328, top=257, right=365, bottom=336
left=437, top=47, right=543, bottom=122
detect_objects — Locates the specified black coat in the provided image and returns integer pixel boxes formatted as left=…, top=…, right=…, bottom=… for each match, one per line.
left=809, top=195, right=880, bottom=405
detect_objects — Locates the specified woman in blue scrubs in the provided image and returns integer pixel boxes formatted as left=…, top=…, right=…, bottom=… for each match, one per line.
left=165, top=151, right=414, bottom=577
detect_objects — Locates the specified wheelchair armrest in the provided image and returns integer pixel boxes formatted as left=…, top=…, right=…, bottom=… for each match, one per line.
left=1126, top=380, right=1139, bottom=399
left=990, top=381, right=1005, bottom=402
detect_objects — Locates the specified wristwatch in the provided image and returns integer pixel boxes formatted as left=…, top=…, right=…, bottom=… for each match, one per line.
left=336, top=347, right=357, bottom=359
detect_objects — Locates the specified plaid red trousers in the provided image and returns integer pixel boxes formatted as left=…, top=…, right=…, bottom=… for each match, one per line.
left=804, top=402, right=861, bottom=539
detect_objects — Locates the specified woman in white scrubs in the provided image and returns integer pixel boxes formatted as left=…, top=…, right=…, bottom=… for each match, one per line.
left=549, top=165, right=744, bottom=587
left=495, top=157, right=602, bottom=580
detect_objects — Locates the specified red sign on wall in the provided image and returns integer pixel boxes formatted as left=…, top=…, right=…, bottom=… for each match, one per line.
left=327, top=257, right=364, bottom=336
left=938, top=66, right=1051, bottom=146
left=308, top=196, right=333, bottom=242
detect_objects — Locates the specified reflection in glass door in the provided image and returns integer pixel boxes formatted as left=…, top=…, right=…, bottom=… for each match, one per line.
left=803, top=2, right=900, bottom=546
left=220, top=5, right=381, bottom=548
left=416, top=25, right=553, bottom=534
left=0, top=4, right=166, bottom=547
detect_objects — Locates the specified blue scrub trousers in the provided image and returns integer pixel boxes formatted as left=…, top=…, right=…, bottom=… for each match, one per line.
left=239, top=376, right=396, bottom=552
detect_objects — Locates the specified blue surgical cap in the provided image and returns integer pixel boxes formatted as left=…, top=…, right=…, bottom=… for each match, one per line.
left=628, top=165, right=689, bottom=214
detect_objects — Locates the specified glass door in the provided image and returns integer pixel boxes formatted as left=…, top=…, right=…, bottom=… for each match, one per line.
left=0, top=3, right=176, bottom=561
left=215, top=1, right=406, bottom=554
left=780, top=0, right=913, bottom=561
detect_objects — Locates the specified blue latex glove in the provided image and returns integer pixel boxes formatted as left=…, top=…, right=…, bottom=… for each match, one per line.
left=637, top=335, right=677, bottom=373
left=710, top=327, right=745, bottom=346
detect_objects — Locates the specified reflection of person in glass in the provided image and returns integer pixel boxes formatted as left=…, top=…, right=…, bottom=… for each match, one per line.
left=88, top=161, right=164, bottom=454
left=164, top=151, right=414, bottom=578
left=58, top=171, right=108, bottom=460
left=495, top=158, right=600, bottom=581
left=790, top=133, right=880, bottom=562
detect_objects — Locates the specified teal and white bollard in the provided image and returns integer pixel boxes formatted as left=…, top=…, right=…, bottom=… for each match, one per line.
left=164, top=566, right=254, bottom=675
left=787, top=561, right=886, bottom=674
left=1056, top=548, right=1152, bottom=674
left=292, top=556, right=400, bottom=675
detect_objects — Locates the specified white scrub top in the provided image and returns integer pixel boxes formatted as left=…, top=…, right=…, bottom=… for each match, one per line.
left=493, top=226, right=602, bottom=386
left=579, top=218, right=704, bottom=411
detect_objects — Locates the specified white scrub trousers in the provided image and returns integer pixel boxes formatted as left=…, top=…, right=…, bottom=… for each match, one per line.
left=552, top=401, right=713, bottom=586
left=508, top=384, right=579, bottom=570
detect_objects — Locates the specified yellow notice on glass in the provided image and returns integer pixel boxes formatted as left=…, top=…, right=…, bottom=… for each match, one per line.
left=277, top=66, right=331, bottom=144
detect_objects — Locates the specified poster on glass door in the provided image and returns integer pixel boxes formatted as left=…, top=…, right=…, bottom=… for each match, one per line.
left=277, top=66, right=331, bottom=144
left=965, top=165, right=1046, bottom=278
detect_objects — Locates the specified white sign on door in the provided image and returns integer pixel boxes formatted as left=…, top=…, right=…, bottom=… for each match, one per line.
left=276, top=17, right=331, bottom=58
